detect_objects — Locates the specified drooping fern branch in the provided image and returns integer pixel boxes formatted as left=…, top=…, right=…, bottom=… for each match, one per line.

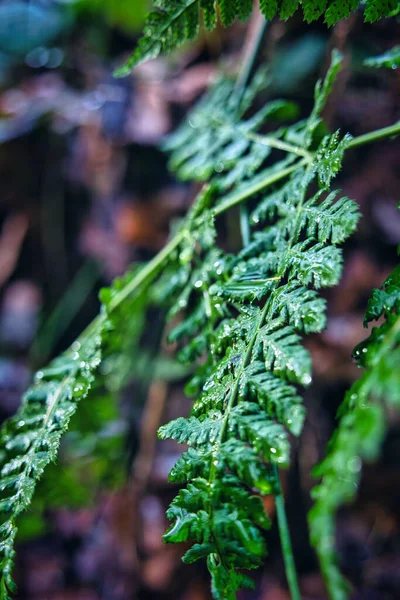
left=0, top=258, right=177, bottom=599
left=155, top=53, right=362, bottom=598
left=308, top=256, right=400, bottom=600
left=115, top=0, right=399, bottom=75
left=0, top=332, right=102, bottom=597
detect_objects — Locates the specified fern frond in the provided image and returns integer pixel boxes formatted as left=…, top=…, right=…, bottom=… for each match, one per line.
left=218, top=0, right=237, bottom=25
left=116, top=1, right=398, bottom=75
left=165, top=85, right=299, bottom=189
left=0, top=336, right=102, bottom=597
left=165, top=51, right=349, bottom=193
left=159, top=53, right=361, bottom=597
left=0, top=266, right=156, bottom=598
left=309, top=259, right=400, bottom=600
left=115, top=0, right=200, bottom=76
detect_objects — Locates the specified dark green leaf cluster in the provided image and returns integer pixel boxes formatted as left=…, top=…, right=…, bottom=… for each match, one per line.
left=0, top=336, right=102, bottom=599
left=309, top=260, right=400, bottom=600
left=12, top=271, right=155, bottom=544
left=164, top=77, right=300, bottom=190
left=158, top=55, right=360, bottom=598
left=0, top=267, right=150, bottom=600
left=116, top=0, right=398, bottom=75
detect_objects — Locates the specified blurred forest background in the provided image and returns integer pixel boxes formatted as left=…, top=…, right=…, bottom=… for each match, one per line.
left=0, top=1, right=399, bottom=599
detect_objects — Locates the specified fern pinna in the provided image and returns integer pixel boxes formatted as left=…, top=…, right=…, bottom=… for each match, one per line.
left=156, top=53, right=360, bottom=598
left=115, top=0, right=399, bottom=75
left=309, top=257, right=400, bottom=600
left=0, top=335, right=102, bottom=597
left=0, top=267, right=153, bottom=599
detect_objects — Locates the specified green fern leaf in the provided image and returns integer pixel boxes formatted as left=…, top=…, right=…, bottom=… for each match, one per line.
left=279, top=0, right=300, bottom=19
left=274, top=282, right=327, bottom=333
left=116, top=0, right=400, bottom=75
left=324, top=0, right=359, bottom=26
left=305, top=49, right=343, bottom=142
left=158, top=52, right=362, bottom=598
left=200, top=0, right=217, bottom=29
left=218, top=0, right=237, bottom=25
left=0, top=338, right=102, bottom=597
left=364, top=0, right=399, bottom=22
left=115, top=0, right=200, bottom=76
left=313, top=132, right=352, bottom=186
left=260, top=0, right=279, bottom=20
left=158, top=412, right=223, bottom=445
left=300, top=190, right=360, bottom=243
left=0, top=266, right=156, bottom=597
left=302, top=0, right=327, bottom=22
left=309, top=252, right=400, bottom=600
left=244, top=365, right=305, bottom=434
left=363, top=264, right=400, bottom=324
left=235, top=0, right=254, bottom=21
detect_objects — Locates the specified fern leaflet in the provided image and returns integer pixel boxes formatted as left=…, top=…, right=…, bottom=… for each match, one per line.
left=157, top=53, right=361, bottom=598
left=116, top=0, right=399, bottom=75
left=309, top=258, right=400, bottom=600
left=0, top=334, right=102, bottom=598
left=0, top=266, right=157, bottom=599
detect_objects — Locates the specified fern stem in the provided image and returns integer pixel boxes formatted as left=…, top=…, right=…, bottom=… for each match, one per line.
left=240, top=205, right=251, bottom=245
left=214, top=158, right=309, bottom=216
left=77, top=231, right=184, bottom=343
left=245, top=131, right=314, bottom=160
left=209, top=296, right=273, bottom=483
left=348, top=120, right=400, bottom=149
left=108, top=233, right=184, bottom=312
left=273, top=465, right=301, bottom=600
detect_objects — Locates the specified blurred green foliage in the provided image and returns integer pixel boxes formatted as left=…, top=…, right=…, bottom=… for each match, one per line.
left=75, top=0, right=149, bottom=32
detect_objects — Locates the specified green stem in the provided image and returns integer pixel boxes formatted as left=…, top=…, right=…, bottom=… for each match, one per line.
left=79, top=231, right=183, bottom=338
left=214, top=158, right=309, bottom=216
left=208, top=296, right=273, bottom=483
left=108, top=232, right=183, bottom=311
left=347, top=120, right=400, bottom=149
left=273, top=465, right=301, bottom=600
left=240, top=205, right=251, bottom=246
left=245, top=131, right=313, bottom=160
